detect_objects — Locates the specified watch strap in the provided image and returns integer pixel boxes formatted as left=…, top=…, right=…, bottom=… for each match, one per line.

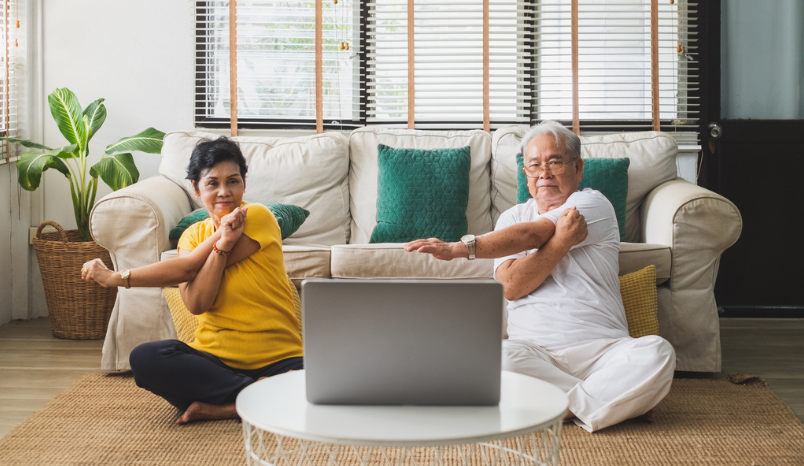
left=120, top=269, right=131, bottom=289
left=461, top=235, right=477, bottom=260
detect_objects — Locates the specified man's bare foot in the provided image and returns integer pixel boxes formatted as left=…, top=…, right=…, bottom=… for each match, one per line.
left=637, top=408, right=656, bottom=423
left=176, top=401, right=238, bottom=425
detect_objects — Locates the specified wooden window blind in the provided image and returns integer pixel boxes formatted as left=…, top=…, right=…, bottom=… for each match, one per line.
left=195, top=0, right=698, bottom=143
left=1, top=0, right=17, bottom=162
left=364, top=0, right=534, bottom=129
left=194, top=0, right=361, bottom=130
left=536, top=0, right=698, bottom=144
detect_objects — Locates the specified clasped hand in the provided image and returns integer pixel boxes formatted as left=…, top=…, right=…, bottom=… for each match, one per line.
left=554, top=206, right=587, bottom=248
left=217, top=207, right=248, bottom=251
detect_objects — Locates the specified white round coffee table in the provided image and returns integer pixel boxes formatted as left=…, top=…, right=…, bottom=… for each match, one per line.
left=237, top=370, right=568, bottom=466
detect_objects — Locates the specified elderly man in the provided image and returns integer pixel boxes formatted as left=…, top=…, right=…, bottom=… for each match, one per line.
left=405, top=120, right=675, bottom=432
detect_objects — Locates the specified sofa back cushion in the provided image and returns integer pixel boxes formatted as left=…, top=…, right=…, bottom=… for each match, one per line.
left=159, top=130, right=350, bottom=246
left=492, top=128, right=678, bottom=243
left=348, top=127, right=493, bottom=244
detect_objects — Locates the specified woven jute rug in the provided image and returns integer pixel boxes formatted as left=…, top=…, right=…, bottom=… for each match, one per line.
left=0, top=373, right=802, bottom=465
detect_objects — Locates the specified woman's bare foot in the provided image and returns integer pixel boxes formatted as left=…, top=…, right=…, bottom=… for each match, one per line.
left=176, top=401, right=238, bottom=425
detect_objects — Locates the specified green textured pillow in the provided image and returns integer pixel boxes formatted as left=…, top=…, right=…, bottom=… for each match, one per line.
left=516, top=153, right=629, bottom=242
left=370, top=144, right=471, bottom=243
left=169, top=203, right=310, bottom=242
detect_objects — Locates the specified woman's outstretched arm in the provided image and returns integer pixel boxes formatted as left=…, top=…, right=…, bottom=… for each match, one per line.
left=80, top=208, right=250, bottom=289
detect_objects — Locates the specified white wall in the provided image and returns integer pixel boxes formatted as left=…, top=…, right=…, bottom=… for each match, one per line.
left=0, top=0, right=197, bottom=324
left=0, top=164, right=12, bottom=324
left=41, top=0, right=195, bottom=226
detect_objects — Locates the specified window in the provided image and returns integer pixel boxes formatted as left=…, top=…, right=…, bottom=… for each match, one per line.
left=0, top=0, right=17, bottom=163
left=366, top=0, right=533, bottom=128
left=195, top=0, right=698, bottom=141
left=195, top=0, right=361, bottom=129
left=536, top=0, right=698, bottom=142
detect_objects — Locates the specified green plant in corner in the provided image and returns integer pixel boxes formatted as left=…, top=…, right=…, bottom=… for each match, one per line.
left=0, top=88, right=165, bottom=241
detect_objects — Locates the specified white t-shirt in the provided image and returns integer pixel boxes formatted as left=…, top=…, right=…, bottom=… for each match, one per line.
left=493, top=189, right=629, bottom=349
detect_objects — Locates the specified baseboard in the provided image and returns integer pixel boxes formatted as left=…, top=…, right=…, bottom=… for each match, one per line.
left=719, top=306, right=804, bottom=318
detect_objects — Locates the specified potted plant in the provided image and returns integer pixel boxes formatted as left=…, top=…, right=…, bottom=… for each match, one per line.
left=0, top=87, right=165, bottom=339
left=3, top=87, right=165, bottom=240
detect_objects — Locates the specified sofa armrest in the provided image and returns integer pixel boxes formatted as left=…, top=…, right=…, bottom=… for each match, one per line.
left=90, top=175, right=192, bottom=263
left=640, top=178, right=742, bottom=371
left=89, top=175, right=192, bottom=371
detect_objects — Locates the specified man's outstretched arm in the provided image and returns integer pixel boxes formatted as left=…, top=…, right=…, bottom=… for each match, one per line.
left=404, top=217, right=557, bottom=261
left=496, top=208, right=587, bottom=300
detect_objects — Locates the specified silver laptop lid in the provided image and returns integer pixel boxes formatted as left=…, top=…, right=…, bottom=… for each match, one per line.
left=302, top=279, right=503, bottom=406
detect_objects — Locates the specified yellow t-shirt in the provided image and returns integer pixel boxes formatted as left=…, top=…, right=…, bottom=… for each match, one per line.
left=177, top=202, right=303, bottom=370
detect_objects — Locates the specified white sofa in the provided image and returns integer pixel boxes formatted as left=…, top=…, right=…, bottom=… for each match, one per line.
left=90, top=127, right=742, bottom=373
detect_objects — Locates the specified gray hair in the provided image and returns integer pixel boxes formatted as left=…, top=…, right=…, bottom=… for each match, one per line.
left=519, top=120, right=581, bottom=162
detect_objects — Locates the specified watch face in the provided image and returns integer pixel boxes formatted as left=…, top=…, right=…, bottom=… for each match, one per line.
left=461, top=234, right=475, bottom=242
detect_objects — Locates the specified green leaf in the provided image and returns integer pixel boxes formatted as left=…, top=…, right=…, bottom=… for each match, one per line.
left=16, top=149, right=71, bottom=191
left=83, top=98, right=106, bottom=142
left=0, top=138, right=52, bottom=151
left=48, top=88, right=86, bottom=147
left=53, top=144, right=79, bottom=159
left=82, top=115, right=92, bottom=153
left=104, top=127, right=165, bottom=155
left=91, top=152, right=140, bottom=191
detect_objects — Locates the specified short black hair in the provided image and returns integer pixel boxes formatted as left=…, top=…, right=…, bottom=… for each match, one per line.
left=186, top=137, right=248, bottom=189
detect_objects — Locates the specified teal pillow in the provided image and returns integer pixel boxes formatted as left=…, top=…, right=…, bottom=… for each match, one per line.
left=370, top=144, right=471, bottom=243
left=516, top=153, right=629, bottom=242
left=169, top=203, right=310, bottom=242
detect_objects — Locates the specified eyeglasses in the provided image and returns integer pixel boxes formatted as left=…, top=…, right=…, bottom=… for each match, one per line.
left=522, top=160, right=573, bottom=178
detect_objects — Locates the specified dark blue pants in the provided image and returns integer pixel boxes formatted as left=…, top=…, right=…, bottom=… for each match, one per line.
left=129, top=340, right=303, bottom=411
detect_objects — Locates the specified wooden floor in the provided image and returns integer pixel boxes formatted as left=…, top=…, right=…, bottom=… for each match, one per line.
left=0, top=317, right=802, bottom=439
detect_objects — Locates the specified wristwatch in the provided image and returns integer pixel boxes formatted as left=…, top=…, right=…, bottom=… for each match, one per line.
left=460, top=234, right=477, bottom=260
left=120, top=269, right=131, bottom=289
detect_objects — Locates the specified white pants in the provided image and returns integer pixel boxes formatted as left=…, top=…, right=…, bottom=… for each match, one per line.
left=502, top=336, right=676, bottom=432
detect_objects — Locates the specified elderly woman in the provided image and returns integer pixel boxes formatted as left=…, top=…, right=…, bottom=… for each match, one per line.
left=82, top=137, right=303, bottom=424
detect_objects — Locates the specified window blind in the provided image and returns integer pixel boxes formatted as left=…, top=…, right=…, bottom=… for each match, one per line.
left=535, top=0, right=699, bottom=142
left=195, top=0, right=698, bottom=143
left=1, top=0, right=17, bottom=162
left=194, top=0, right=361, bottom=129
left=365, top=0, right=534, bottom=128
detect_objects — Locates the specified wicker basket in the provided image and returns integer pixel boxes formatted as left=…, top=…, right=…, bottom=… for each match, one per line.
left=32, top=221, right=117, bottom=340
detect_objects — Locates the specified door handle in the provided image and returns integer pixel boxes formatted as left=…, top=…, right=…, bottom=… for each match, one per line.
left=708, top=122, right=723, bottom=139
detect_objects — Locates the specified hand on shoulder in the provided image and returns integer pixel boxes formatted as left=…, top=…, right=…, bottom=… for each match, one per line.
left=554, top=206, right=587, bottom=249
left=219, top=207, right=248, bottom=250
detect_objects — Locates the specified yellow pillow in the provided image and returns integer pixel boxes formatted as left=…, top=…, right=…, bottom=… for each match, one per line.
left=619, top=265, right=660, bottom=338
left=162, top=276, right=303, bottom=344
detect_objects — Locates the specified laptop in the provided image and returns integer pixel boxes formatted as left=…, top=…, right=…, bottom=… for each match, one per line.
left=302, top=279, right=503, bottom=405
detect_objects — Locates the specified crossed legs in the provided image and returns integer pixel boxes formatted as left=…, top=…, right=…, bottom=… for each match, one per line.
left=502, top=335, right=675, bottom=432
left=130, top=340, right=303, bottom=424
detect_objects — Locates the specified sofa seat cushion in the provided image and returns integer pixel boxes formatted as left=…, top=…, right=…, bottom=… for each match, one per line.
left=492, top=128, right=678, bottom=243
left=159, top=130, right=350, bottom=246
left=348, top=127, right=493, bottom=244
left=161, top=245, right=331, bottom=287
left=331, top=244, right=495, bottom=279
left=619, top=242, right=670, bottom=284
